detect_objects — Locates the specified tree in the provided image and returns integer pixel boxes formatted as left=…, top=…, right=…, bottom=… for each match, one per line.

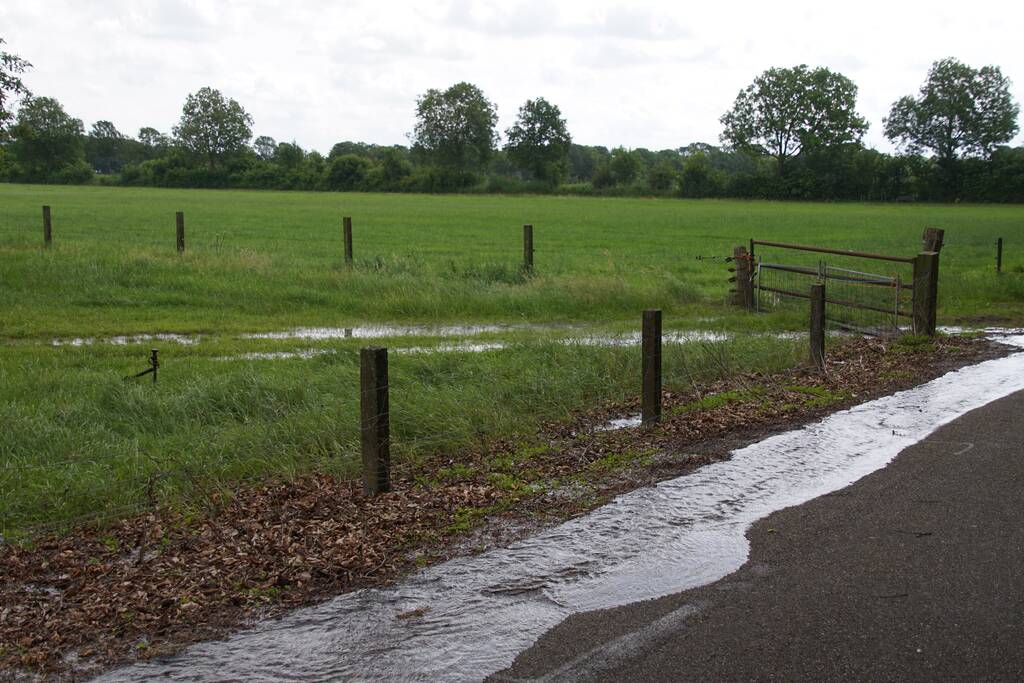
left=410, top=82, right=498, bottom=172
left=646, top=161, right=677, bottom=192
left=720, top=65, right=868, bottom=174
left=609, top=147, right=641, bottom=185
left=326, top=154, right=371, bottom=191
left=504, top=97, right=572, bottom=184
left=884, top=58, right=1020, bottom=197
left=172, top=87, right=253, bottom=168
left=253, top=135, right=277, bottom=161
left=8, top=95, right=88, bottom=181
left=274, top=141, right=304, bottom=169
left=85, top=120, right=126, bottom=173
left=0, top=38, right=32, bottom=138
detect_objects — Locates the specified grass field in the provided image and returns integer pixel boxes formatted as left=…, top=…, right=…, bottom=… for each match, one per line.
left=2, top=183, right=1022, bottom=536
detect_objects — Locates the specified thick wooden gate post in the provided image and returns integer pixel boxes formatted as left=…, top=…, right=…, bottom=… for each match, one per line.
left=523, top=224, right=534, bottom=272
left=810, top=282, right=826, bottom=370
left=733, top=246, right=753, bottom=309
left=42, top=205, right=52, bottom=247
left=922, top=227, right=945, bottom=253
left=175, top=212, right=185, bottom=253
left=642, top=309, right=662, bottom=426
left=360, top=347, right=391, bottom=495
left=343, top=216, right=353, bottom=266
left=912, top=252, right=939, bottom=336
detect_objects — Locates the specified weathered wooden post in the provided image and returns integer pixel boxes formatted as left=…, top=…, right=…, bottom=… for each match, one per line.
left=922, top=227, right=944, bottom=253
left=732, top=246, right=754, bottom=309
left=343, top=216, right=353, bottom=266
left=360, top=346, right=391, bottom=495
left=523, top=224, right=534, bottom=272
left=642, top=309, right=662, bottom=426
left=912, top=251, right=939, bottom=336
left=997, top=238, right=1003, bottom=274
left=150, top=349, right=159, bottom=385
left=175, top=211, right=185, bottom=253
left=42, top=205, right=52, bottom=247
left=810, top=282, right=826, bottom=370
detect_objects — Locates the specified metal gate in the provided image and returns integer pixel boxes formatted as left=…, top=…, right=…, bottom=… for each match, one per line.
left=748, top=240, right=917, bottom=336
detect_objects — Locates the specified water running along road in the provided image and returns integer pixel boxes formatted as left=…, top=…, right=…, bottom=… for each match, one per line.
left=96, top=335, right=1024, bottom=682
left=493, top=385, right=1024, bottom=681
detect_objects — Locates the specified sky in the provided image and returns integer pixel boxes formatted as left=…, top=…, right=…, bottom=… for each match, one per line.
left=3, top=0, right=1023, bottom=155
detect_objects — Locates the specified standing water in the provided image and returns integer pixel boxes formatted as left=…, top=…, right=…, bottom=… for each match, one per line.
left=97, top=336, right=1024, bottom=682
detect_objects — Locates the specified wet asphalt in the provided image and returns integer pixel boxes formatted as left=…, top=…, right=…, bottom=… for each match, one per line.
left=490, top=389, right=1024, bottom=682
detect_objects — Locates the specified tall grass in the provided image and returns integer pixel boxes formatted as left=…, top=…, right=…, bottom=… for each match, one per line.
left=0, top=335, right=804, bottom=536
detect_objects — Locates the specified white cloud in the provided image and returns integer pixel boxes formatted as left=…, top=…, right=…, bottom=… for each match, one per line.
left=1, top=0, right=1021, bottom=153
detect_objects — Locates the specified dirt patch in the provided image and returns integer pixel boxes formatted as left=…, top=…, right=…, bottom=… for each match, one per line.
left=0, top=335, right=1011, bottom=681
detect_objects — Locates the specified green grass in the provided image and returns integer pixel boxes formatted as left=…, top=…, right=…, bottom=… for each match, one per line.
left=0, top=333, right=804, bottom=536
left=1, top=184, right=1022, bottom=337
left=2, top=183, right=1023, bottom=537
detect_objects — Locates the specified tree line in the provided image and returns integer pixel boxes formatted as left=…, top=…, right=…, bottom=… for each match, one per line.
left=1, top=36, right=1021, bottom=202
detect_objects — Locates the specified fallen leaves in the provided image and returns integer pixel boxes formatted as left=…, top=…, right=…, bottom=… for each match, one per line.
left=0, top=335, right=1002, bottom=680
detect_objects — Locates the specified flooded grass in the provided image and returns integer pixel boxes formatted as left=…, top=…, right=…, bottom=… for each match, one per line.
left=0, top=334, right=806, bottom=537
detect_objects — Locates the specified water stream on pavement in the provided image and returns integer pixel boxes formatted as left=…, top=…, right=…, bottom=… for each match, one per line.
left=96, top=335, right=1024, bottom=683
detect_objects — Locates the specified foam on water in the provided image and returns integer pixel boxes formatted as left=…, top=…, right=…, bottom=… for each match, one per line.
left=96, top=335, right=1024, bottom=683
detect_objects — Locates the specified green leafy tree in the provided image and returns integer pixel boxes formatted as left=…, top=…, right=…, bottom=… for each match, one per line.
left=0, top=38, right=32, bottom=138
left=504, top=97, right=572, bottom=184
left=172, top=87, right=253, bottom=169
left=253, top=135, right=277, bottom=161
left=8, top=95, right=87, bottom=181
left=326, top=154, right=371, bottom=191
left=274, top=141, right=304, bottom=169
left=411, top=82, right=498, bottom=172
left=720, top=65, right=868, bottom=175
left=85, top=120, right=126, bottom=173
left=609, top=147, right=641, bottom=185
left=646, top=161, right=677, bottom=192
left=884, top=58, right=1020, bottom=197
left=381, top=147, right=412, bottom=184
left=679, top=152, right=722, bottom=198
left=138, top=126, right=169, bottom=150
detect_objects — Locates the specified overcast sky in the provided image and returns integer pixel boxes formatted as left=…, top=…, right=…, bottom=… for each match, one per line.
left=3, top=0, right=1023, bottom=155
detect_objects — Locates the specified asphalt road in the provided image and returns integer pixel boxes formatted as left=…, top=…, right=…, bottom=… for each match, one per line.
left=490, top=389, right=1024, bottom=682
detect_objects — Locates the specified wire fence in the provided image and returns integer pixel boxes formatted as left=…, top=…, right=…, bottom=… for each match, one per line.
left=3, top=322, right=745, bottom=540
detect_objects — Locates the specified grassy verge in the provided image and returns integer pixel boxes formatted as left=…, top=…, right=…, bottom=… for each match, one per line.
left=0, top=334, right=1001, bottom=678
left=0, top=333, right=805, bottom=538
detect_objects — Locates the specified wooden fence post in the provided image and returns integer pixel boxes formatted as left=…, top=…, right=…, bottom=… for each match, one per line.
left=810, top=282, right=826, bottom=370
left=42, top=205, right=52, bottom=247
left=523, top=224, right=534, bottom=272
left=997, top=238, right=1003, bottom=274
left=732, top=246, right=753, bottom=309
left=175, top=211, right=185, bottom=253
left=642, top=309, right=662, bottom=426
left=360, top=346, right=391, bottom=495
left=912, top=251, right=939, bottom=336
left=922, top=227, right=945, bottom=253
left=343, top=216, right=353, bottom=266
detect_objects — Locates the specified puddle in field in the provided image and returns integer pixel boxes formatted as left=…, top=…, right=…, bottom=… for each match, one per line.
left=598, top=414, right=643, bottom=431
left=217, top=349, right=338, bottom=361
left=51, top=333, right=200, bottom=347
left=97, top=334, right=1024, bottom=682
left=238, top=323, right=581, bottom=341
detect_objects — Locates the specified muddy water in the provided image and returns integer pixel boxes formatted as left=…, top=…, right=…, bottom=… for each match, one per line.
left=96, top=336, right=1024, bottom=683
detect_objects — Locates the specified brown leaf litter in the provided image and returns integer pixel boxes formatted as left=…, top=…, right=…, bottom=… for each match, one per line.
left=0, top=334, right=1011, bottom=681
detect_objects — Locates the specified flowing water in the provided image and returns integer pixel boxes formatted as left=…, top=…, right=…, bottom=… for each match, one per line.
left=96, top=335, right=1024, bottom=683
